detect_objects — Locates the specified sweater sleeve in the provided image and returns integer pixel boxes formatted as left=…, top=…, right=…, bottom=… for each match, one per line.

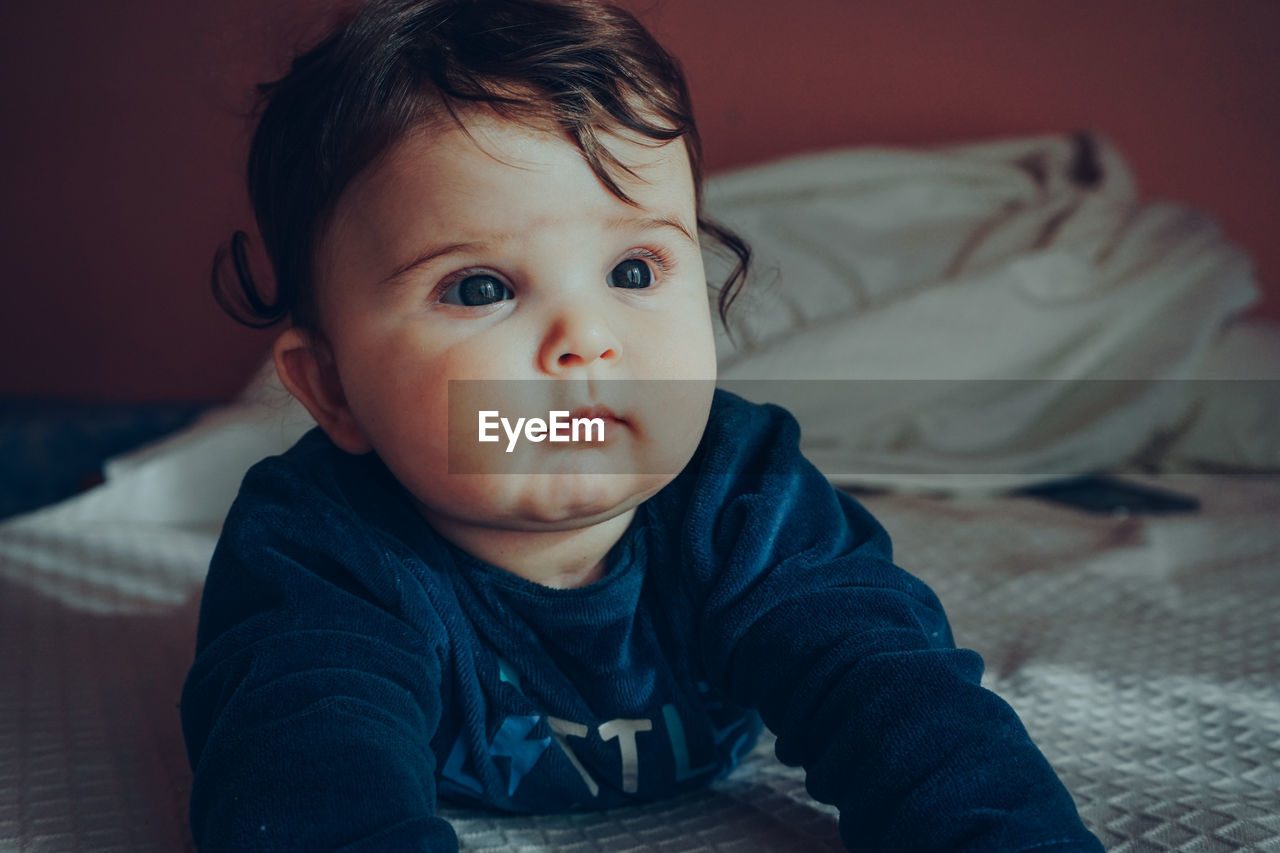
left=179, top=456, right=458, bottom=852
left=682, top=397, right=1104, bottom=853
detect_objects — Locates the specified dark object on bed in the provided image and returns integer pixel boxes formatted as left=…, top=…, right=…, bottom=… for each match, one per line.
left=1019, top=474, right=1200, bottom=515
left=0, top=399, right=208, bottom=521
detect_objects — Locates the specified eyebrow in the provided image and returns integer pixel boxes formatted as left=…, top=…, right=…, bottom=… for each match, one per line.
left=380, top=241, right=483, bottom=288
left=379, top=215, right=697, bottom=287
left=606, top=215, right=697, bottom=245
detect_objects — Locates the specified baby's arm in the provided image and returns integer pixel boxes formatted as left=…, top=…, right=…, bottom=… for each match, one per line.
left=679, top=397, right=1103, bottom=852
left=180, top=459, right=457, bottom=851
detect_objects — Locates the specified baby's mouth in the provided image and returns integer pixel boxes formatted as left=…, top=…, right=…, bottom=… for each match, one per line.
left=560, top=404, right=631, bottom=447
left=569, top=404, right=626, bottom=426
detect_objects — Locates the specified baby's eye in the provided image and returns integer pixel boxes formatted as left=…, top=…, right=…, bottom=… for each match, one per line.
left=440, top=274, right=513, bottom=306
left=608, top=258, right=653, bottom=289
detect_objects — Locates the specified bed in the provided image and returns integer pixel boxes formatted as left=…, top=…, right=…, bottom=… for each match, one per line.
left=3, top=133, right=1278, bottom=851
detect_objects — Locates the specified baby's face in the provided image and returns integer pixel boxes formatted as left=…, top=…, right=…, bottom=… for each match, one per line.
left=311, top=111, right=716, bottom=534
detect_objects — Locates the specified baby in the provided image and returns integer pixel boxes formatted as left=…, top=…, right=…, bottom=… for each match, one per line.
left=181, top=0, right=1104, bottom=850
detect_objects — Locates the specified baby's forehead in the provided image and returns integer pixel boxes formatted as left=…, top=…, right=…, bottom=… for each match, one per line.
left=314, top=112, right=697, bottom=284
left=343, top=111, right=694, bottom=224
left=403, top=109, right=688, bottom=184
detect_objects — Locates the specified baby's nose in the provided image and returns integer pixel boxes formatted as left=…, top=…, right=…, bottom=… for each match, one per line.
left=538, top=306, right=621, bottom=374
left=555, top=339, right=617, bottom=368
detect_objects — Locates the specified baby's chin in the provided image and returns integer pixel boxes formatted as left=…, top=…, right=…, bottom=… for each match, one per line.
left=493, top=471, right=672, bottom=530
left=423, top=471, right=672, bottom=532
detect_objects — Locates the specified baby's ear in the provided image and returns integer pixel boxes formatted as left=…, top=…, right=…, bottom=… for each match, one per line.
left=273, top=327, right=372, bottom=455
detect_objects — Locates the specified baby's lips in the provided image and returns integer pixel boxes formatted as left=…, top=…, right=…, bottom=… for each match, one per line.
left=563, top=404, right=631, bottom=447
left=568, top=404, right=625, bottom=425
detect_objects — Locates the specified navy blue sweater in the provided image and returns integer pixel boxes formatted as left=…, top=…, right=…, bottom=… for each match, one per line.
left=180, top=390, right=1103, bottom=851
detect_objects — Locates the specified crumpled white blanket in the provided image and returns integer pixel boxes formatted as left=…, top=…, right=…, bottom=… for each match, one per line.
left=704, top=131, right=1267, bottom=491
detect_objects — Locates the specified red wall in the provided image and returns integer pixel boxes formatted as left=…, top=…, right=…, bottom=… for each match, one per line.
left=2, top=0, right=1276, bottom=402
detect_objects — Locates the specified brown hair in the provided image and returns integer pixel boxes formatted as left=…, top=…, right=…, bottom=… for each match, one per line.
left=213, top=0, right=750, bottom=331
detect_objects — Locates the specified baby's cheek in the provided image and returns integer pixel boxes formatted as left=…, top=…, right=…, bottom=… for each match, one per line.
left=625, top=295, right=705, bottom=373
left=657, top=322, right=717, bottom=380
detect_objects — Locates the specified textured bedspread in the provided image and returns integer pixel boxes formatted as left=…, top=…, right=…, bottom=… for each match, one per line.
left=2, top=474, right=1278, bottom=851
